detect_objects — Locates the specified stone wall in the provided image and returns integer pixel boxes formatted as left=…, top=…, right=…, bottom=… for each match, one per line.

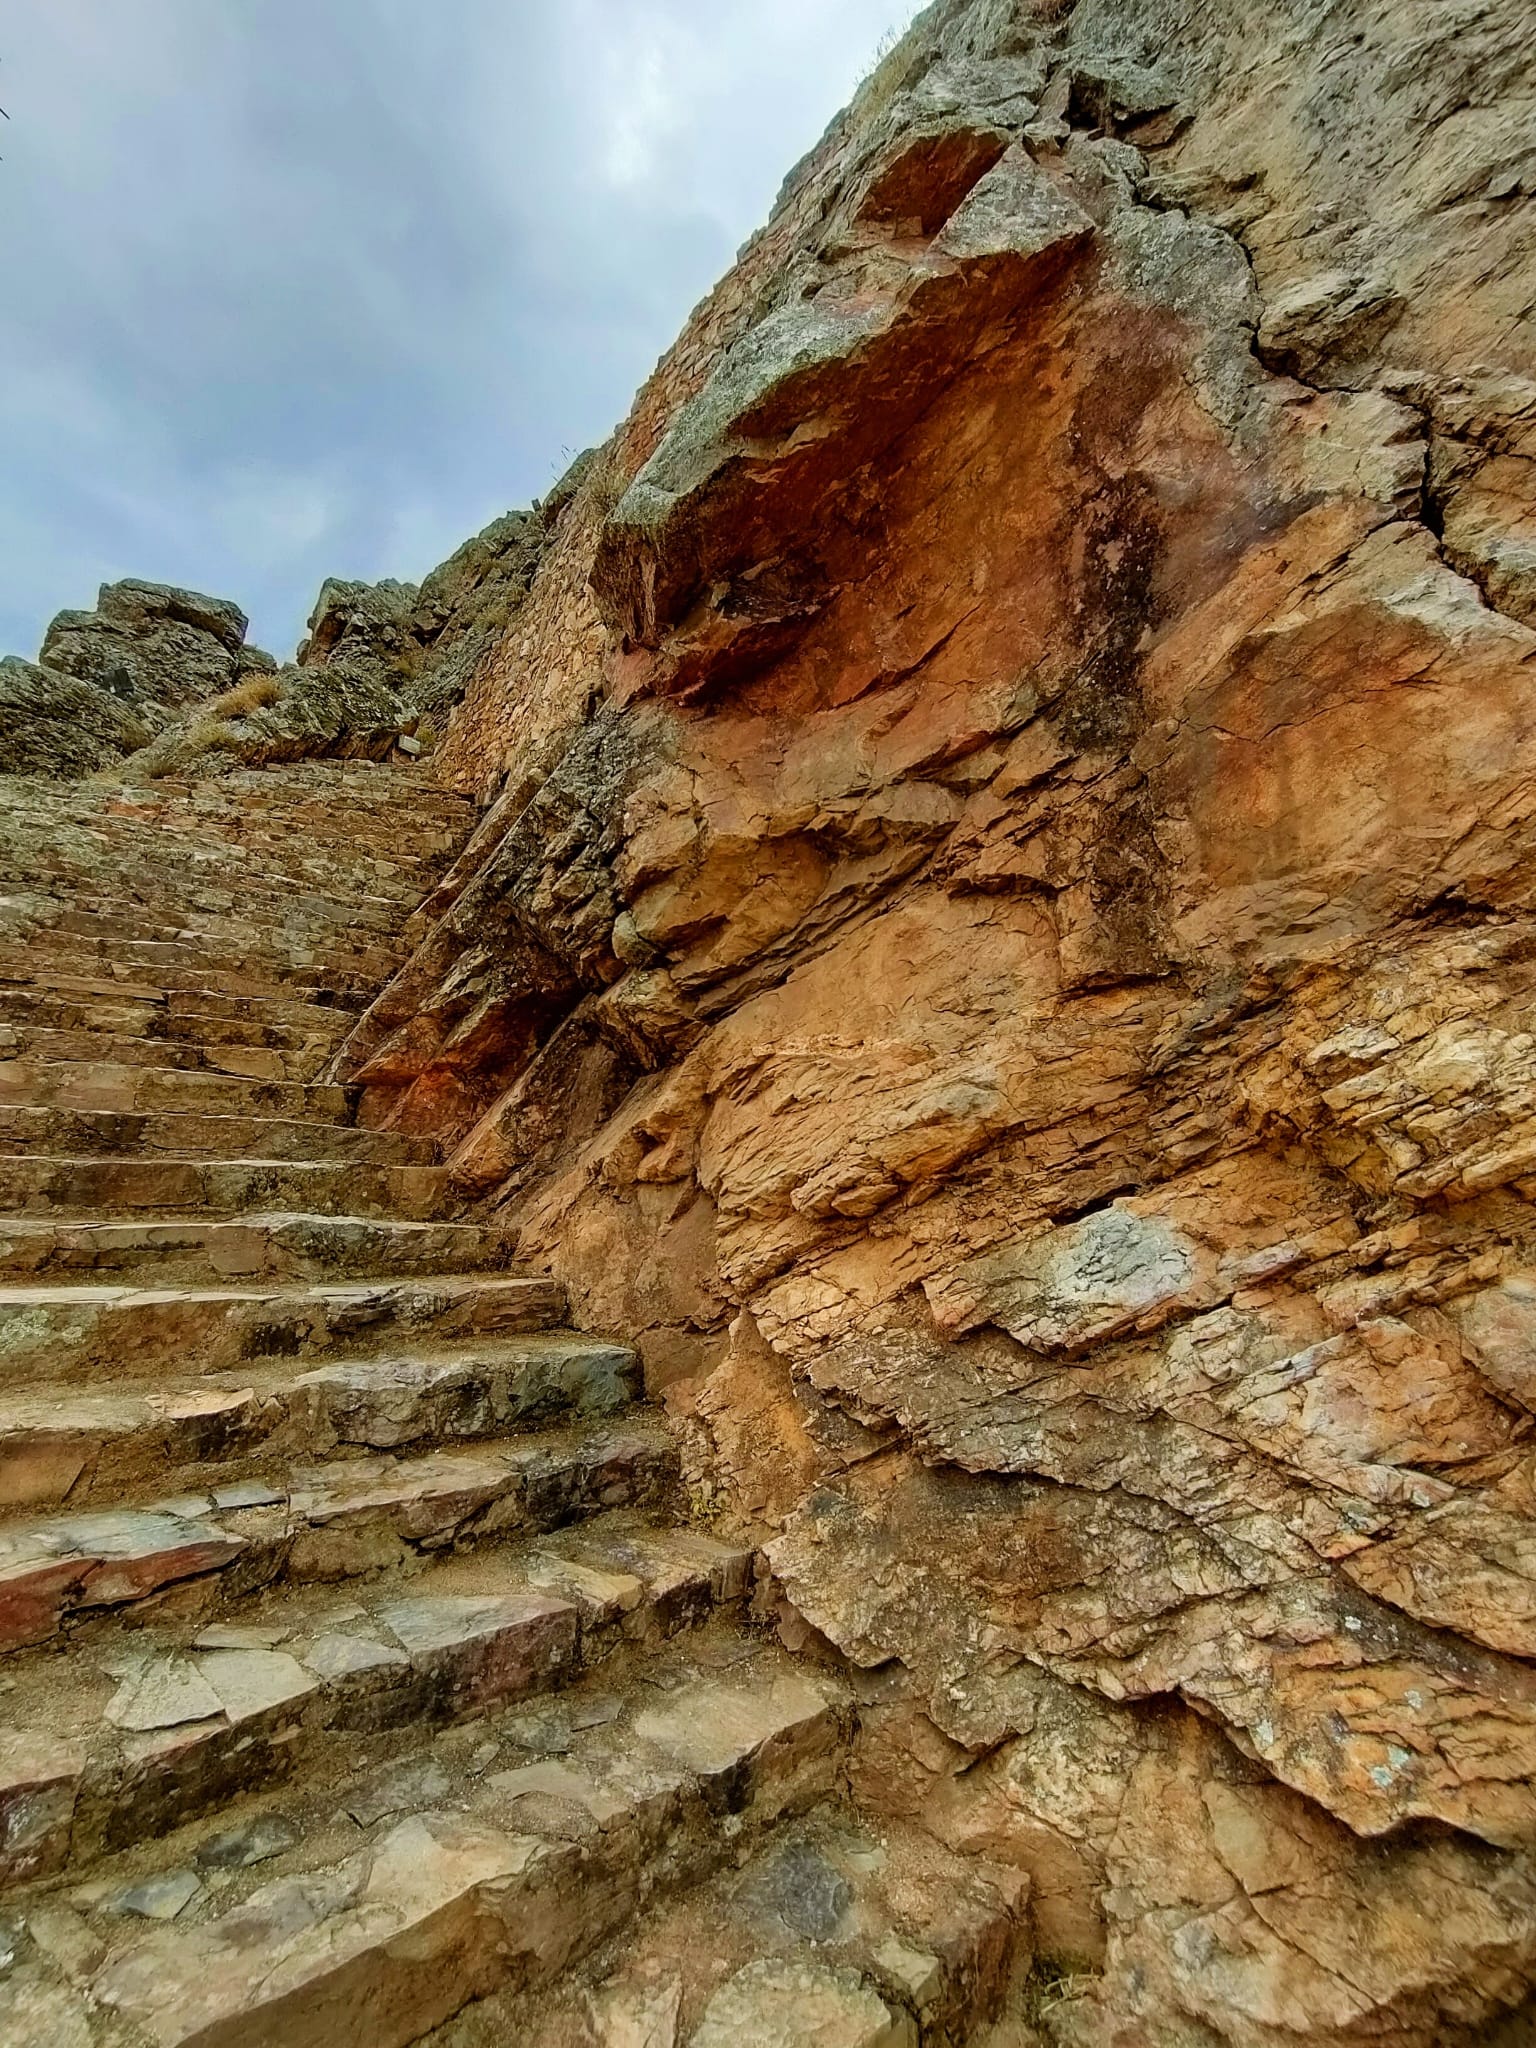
left=339, top=3, right=1536, bottom=2039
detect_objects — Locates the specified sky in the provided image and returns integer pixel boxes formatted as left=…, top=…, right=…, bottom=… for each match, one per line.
left=0, top=1, right=916, bottom=660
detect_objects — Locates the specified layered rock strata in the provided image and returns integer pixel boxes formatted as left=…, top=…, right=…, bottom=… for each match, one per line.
left=1, top=762, right=921, bottom=2045
left=330, top=1, right=1536, bottom=2040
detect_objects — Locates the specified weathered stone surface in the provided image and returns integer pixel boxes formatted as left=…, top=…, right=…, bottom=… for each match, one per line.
left=0, top=579, right=277, bottom=776
left=40, top=579, right=251, bottom=709
left=320, top=1, right=1536, bottom=2038
left=66, top=1651, right=845, bottom=2048
left=1, top=513, right=547, bottom=784
left=0, top=656, right=151, bottom=777
left=692, top=1960, right=914, bottom=2048
left=7, top=0, right=1536, bottom=2039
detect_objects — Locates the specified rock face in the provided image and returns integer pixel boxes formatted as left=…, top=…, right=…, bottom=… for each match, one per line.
left=299, top=507, right=551, bottom=723
left=0, top=581, right=270, bottom=777
left=2, top=508, right=553, bottom=781
left=332, top=1, right=1536, bottom=2040
left=123, top=510, right=551, bottom=780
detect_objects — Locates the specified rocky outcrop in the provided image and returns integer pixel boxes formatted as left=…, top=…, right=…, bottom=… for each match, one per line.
left=127, top=508, right=554, bottom=780
left=301, top=507, right=551, bottom=718
left=0, top=581, right=271, bottom=777
left=0, top=656, right=152, bottom=778
left=2, top=507, right=556, bottom=783
left=332, top=0, right=1536, bottom=2040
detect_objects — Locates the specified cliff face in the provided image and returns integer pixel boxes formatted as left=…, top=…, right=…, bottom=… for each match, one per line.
left=0, top=508, right=553, bottom=783
left=339, top=3, right=1536, bottom=2038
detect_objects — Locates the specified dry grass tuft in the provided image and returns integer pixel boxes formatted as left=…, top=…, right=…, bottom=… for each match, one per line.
left=206, top=673, right=285, bottom=718
left=855, top=6, right=930, bottom=120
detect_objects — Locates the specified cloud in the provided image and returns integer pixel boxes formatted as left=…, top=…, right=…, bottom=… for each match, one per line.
left=0, top=1, right=913, bottom=658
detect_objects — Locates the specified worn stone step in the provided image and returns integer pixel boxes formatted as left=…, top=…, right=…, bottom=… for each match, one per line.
left=0, top=987, right=352, bottom=1053
left=0, top=947, right=384, bottom=1008
left=0, top=794, right=468, bottom=864
left=0, top=969, right=366, bottom=1027
left=0, top=1271, right=562, bottom=1388
left=0, top=1513, right=755, bottom=1886
left=0, top=1329, right=636, bottom=1512
left=509, top=1804, right=1030, bottom=2048
left=0, top=1026, right=330, bottom=1083
left=0, top=1104, right=430, bottom=1167
left=0, top=1211, right=515, bottom=1286
left=0, top=926, right=406, bottom=984
left=1, top=849, right=451, bottom=918
left=0, top=1414, right=678, bottom=1655
left=9, top=886, right=417, bottom=947
left=0, top=1058, right=354, bottom=1121
left=0, top=1154, right=455, bottom=1221
left=5, top=1635, right=841, bottom=2048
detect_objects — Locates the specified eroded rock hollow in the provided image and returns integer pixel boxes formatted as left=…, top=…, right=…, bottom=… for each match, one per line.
left=331, top=1, right=1536, bottom=2037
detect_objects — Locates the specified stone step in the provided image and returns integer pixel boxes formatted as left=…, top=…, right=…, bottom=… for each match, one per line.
left=511, top=1805, right=1031, bottom=2048
left=0, top=1513, right=755, bottom=1887
left=0, top=1104, right=430, bottom=1167
left=0, top=1414, right=677, bottom=1654
left=0, top=971, right=365, bottom=1026
left=0, top=1155, right=455, bottom=1221
left=0, top=943, right=390, bottom=1007
left=0, top=1330, right=635, bottom=1513
left=38, top=924, right=412, bottom=986
left=0, top=795, right=468, bottom=863
left=0, top=923, right=406, bottom=980
left=5, top=1633, right=842, bottom=2048
left=0, top=1211, right=515, bottom=1286
left=0, top=1027, right=332, bottom=1084
left=10, top=885, right=419, bottom=945
left=0, top=848, right=452, bottom=918
left=0, top=1271, right=562, bottom=1388
left=0, top=1058, right=354, bottom=1121
left=0, top=987, right=353, bottom=1052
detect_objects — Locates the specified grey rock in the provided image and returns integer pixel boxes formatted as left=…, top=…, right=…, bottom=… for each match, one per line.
left=344, top=1756, right=453, bottom=1827
left=2, top=575, right=268, bottom=778
left=191, top=1624, right=291, bottom=1652
left=501, top=1705, right=573, bottom=1757
left=209, top=1480, right=285, bottom=1511
left=1256, top=267, right=1407, bottom=385
left=104, top=1657, right=224, bottom=1734
left=298, top=577, right=419, bottom=672
left=930, top=1203, right=1200, bottom=1350
left=193, top=1815, right=299, bottom=1871
left=110, top=1869, right=201, bottom=1921
left=123, top=506, right=547, bottom=784
left=691, top=1959, right=911, bottom=2048
left=195, top=1648, right=316, bottom=1724
left=0, top=656, right=151, bottom=777
left=41, top=580, right=247, bottom=714
left=298, top=1630, right=410, bottom=1684
left=95, top=579, right=247, bottom=651
left=739, top=1840, right=854, bottom=1942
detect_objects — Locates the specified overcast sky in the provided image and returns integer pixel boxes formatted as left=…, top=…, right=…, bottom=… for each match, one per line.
left=0, top=1, right=914, bottom=659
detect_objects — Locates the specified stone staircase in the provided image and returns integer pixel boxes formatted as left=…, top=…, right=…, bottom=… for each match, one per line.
left=0, top=761, right=1034, bottom=2047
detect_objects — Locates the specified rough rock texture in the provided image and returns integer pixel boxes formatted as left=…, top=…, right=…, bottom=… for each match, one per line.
left=2, top=508, right=555, bottom=783
left=0, top=657, right=152, bottom=779
left=122, top=509, right=552, bottom=781
left=0, top=581, right=271, bottom=777
left=299, top=506, right=553, bottom=722
left=333, top=1, right=1536, bottom=2040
